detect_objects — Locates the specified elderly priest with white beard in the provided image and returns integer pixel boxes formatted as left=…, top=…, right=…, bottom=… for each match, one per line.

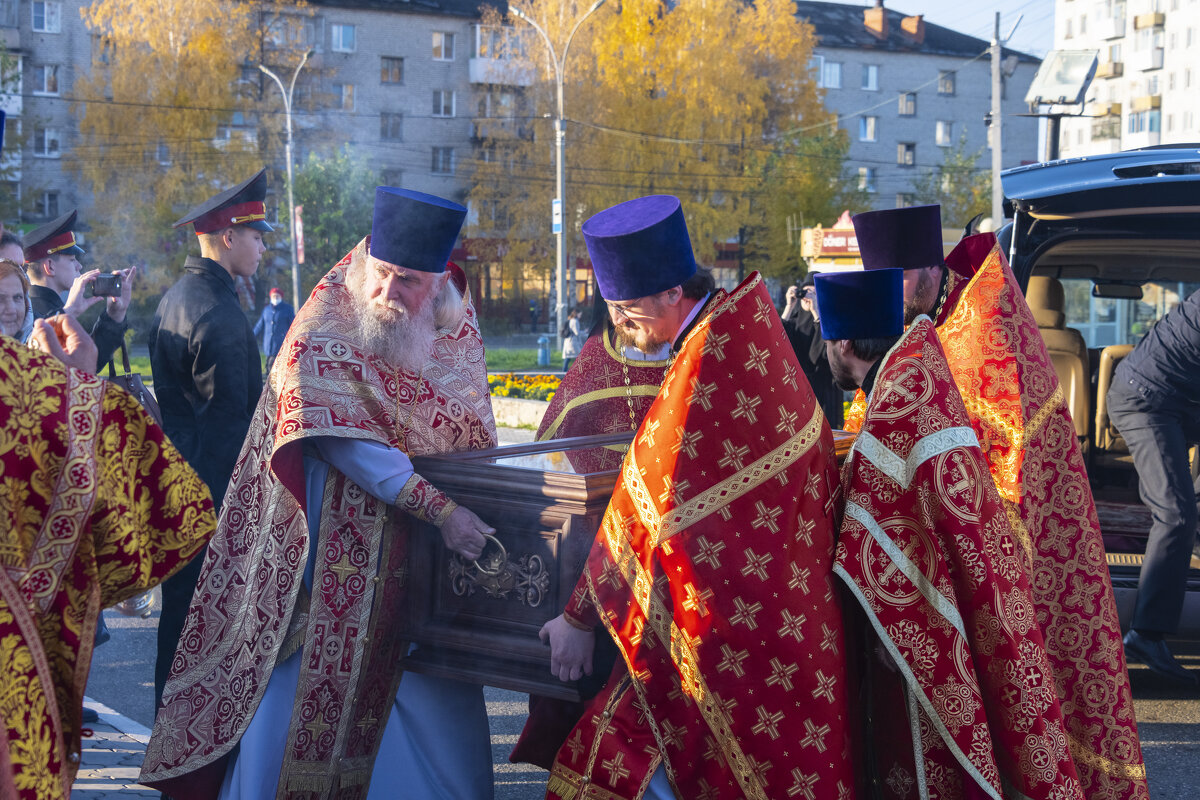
left=141, top=187, right=499, bottom=800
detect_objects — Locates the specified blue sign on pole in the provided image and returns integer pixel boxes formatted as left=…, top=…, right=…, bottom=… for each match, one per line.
left=551, top=198, right=562, bottom=234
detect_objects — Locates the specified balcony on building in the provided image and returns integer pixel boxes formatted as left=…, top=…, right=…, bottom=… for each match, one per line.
left=1130, top=94, right=1161, bottom=112
left=1125, top=98, right=1161, bottom=149
left=1129, top=47, right=1164, bottom=71
left=1095, top=61, right=1125, bottom=79
left=469, top=25, right=533, bottom=87
left=1133, top=12, right=1165, bottom=30
left=1097, top=15, right=1126, bottom=40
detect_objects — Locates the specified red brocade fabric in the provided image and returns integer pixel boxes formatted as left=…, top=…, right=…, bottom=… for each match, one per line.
left=536, top=326, right=670, bottom=473
left=549, top=274, right=855, bottom=800
left=843, top=236, right=1147, bottom=799
left=835, top=316, right=1083, bottom=799
left=141, top=241, right=495, bottom=800
left=0, top=336, right=214, bottom=800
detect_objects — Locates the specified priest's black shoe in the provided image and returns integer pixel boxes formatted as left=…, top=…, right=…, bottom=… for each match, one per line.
left=1123, top=629, right=1197, bottom=685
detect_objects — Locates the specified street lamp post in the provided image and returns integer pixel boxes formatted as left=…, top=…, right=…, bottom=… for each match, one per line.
left=510, top=0, right=607, bottom=349
left=260, top=49, right=312, bottom=311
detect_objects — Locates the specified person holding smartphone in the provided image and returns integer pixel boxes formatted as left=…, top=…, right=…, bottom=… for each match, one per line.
left=23, top=209, right=135, bottom=372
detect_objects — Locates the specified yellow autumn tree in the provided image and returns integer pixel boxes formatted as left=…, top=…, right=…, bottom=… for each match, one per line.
left=468, top=0, right=853, bottom=295
left=70, top=0, right=314, bottom=292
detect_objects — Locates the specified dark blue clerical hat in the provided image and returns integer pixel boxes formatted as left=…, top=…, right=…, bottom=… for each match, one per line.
left=370, top=187, right=466, bottom=274
left=852, top=205, right=945, bottom=271
left=582, top=195, right=697, bottom=301
left=174, top=169, right=274, bottom=234
left=814, top=269, right=904, bottom=340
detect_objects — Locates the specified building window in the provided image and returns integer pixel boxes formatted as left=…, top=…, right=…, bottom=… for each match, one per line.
left=898, top=92, right=916, bottom=116
left=861, top=64, right=879, bottom=91
left=32, top=1, right=60, bottom=33
left=897, top=141, right=916, bottom=166
left=431, top=147, right=454, bottom=175
left=859, top=116, right=878, bottom=142
left=156, top=141, right=170, bottom=164
left=937, top=71, right=956, bottom=95
left=380, top=112, right=403, bottom=141
left=1128, top=109, right=1161, bottom=133
left=331, top=24, right=355, bottom=53
left=39, top=191, right=59, bottom=218
left=333, top=83, right=355, bottom=111
left=1064, top=18, right=1073, bottom=39
left=821, top=60, right=842, bottom=89
left=936, top=120, right=953, bottom=146
left=857, top=167, right=876, bottom=193
left=433, top=32, right=456, bottom=61
left=1109, top=43, right=1122, bottom=63
left=34, top=127, right=60, bottom=158
left=0, top=1, right=17, bottom=27
left=33, top=64, right=59, bottom=95
left=896, top=193, right=915, bottom=208
left=432, top=90, right=455, bottom=118
left=381, top=56, right=404, bottom=84
left=1080, top=13, right=1087, bottom=34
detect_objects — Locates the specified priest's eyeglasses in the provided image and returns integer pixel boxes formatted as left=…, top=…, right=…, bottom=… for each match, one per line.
left=604, top=297, right=657, bottom=322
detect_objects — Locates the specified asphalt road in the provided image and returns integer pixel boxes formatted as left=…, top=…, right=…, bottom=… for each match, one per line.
left=84, top=426, right=1200, bottom=796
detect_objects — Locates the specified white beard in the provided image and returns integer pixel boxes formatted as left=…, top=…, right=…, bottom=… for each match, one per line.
left=346, top=269, right=436, bottom=373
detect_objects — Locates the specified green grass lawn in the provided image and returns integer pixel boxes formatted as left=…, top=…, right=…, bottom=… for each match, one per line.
left=125, top=350, right=541, bottom=380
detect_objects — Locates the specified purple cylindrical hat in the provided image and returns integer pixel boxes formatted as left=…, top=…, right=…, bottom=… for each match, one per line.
left=851, top=205, right=945, bottom=270
left=582, top=195, right=697, bottom=301
left=814, top=269, right=904, bottom=340
left=370, top=186, right=466, bottom=273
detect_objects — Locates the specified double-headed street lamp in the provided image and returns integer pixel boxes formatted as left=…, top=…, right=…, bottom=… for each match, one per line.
left=510, top=0, right=607, bottom=349
left=260, top=49, right=313, bottom=311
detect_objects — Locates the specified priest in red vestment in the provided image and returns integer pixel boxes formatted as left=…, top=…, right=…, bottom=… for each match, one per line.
left=0, top=328, right=215, bottom=800
left=534, top=195, right=855, bottom=800
left=140, top=188, right=498, bottom=800
left=843, top=206, right=1147, bottom=800
left=817, top=269, right=1086, bottom=799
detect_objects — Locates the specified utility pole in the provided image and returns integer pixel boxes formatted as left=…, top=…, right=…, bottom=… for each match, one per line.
left=990, top=12, right=1004, bottom=226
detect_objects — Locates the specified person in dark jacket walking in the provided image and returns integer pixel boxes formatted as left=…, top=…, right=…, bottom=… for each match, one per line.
left=253, top=286, right=295, bottom=374
left=781, top=272, right=844, bottom=429
left=1108, top=287, right=1200, bottom=685
left=23, top=210, right=135, bottom=371
left=148, top=169, right=271, bottom=710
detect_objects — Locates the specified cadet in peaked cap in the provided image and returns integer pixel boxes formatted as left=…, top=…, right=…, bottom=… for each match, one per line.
left=148, top=169, right=271, bottom=710
left=23, top=208, right=135, bottom=373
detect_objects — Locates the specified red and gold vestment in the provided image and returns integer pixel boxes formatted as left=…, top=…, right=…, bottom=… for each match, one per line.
left=547, top=275, right=855, bottom=799
left=844, top=236, right=1147, bottom=799
left=836, top=315, right=1084, bottom=799
left=140, top=240, right=496, bottom=800
left=0, top=336, right=214, bottom=800
left=536, top=324, right=669, bottom=472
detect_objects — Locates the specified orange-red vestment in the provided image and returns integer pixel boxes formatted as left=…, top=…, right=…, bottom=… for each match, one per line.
left=0, top=335, right=215, bottom=800
left=546, top=275, right=855, bottom=799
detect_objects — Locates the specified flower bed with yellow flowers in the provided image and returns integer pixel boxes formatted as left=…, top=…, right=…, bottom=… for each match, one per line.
left=488, top=373, right=561, bottom=402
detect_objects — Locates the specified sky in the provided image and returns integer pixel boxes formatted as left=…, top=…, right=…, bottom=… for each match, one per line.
left=879, top=0, right=1056, bottom=58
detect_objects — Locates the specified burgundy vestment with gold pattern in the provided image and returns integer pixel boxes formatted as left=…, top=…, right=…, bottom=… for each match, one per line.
left=140, top=240, right=496, bottom=800
left=836, top=316, right=1084, bottom=799
left=536, top=325, right=669, bottom=473
left=0, top=336, right=215, bottom=800
left=843, top=237, right=1147, bottom=799
left=546, top=275, right=855, bottom=800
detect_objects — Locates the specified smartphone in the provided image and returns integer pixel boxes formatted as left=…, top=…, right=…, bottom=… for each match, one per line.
left=90, top=274, right=122, bottom=297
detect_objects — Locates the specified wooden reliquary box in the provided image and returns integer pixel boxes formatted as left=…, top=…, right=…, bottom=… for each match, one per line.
left=401, top=431, right=633, bottom=701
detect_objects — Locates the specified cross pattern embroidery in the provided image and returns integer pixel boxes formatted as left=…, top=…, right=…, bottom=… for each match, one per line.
left=788, top=563, right=812, bottom=594
left=752, top=705, right=785, bottom=740
left=752, top=294, right=776, bottom=329
left=659, top=474, right=692, bottom=505
left=693, top=536, right=726, bottom=568
left=741, top=547, right=774, bottom=581
left=775, top=405, right=800, bottom=436
left=751, top=501, right=783, bottom=534
left=788, top=769, right=820, bottom=800
left=766, top=657, right=799, bottom=691
left=811, top=669, right=838, bottom=702
left=717, top=644, right=750, bottom=677
left=659, top=719, right=686, bottom=750
left=743, top=342, right=771, bottom=376
left=701, top=331, right=731, bottom=361
left=800, top=718, right=830, bottom=753
left=780, top=359, right=800, bottom=391
left=730, top=597, right=764, bottom=630
left=673, top=427, right=704, bottom=459
left=639, top=419, right=662, bottom=449
left=718, top=439, right=751, bottom=471
left=682, top=583, right=715, bottom=617
left=601, top=750, right=632, bottom=787
left=778, top=608, right=807, bottom=642
left=731, top=390, right=763, bottom=425
left=689, top=377, right=718, bottom=411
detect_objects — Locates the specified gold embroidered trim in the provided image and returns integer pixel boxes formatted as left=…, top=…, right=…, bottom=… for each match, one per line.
left=1003, top=499, right=1034, bottom=567
left=652, top=403, right=825, bottom=547
left=1068, top=733, right=1147, bottom=780
left=538, top=385, right=660, bottom=442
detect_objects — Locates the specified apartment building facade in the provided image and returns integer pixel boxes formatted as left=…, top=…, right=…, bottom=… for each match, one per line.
left=1054, top=0, right=1200, bottom=157
left=796, top=1, right=1041, bottom=217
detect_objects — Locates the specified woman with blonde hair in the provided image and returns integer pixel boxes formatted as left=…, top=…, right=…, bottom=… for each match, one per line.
left=0, top=258, right=31, bottom=341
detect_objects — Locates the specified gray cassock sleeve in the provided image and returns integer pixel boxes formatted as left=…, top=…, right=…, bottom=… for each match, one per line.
left=312, top=437, right=415, bottom=503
